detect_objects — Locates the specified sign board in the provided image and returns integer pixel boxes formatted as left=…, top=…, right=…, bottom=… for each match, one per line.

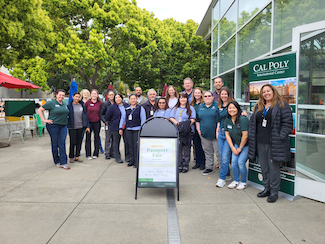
left=138, top=138, right=177, bottom=188
left=249, top=52, right=296, bottom=197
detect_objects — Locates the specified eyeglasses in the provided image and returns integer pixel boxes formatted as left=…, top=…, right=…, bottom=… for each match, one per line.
left=204, top=95, right=212, bottom=98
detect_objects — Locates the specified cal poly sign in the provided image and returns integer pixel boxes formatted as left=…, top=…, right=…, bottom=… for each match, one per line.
left=249, top=53, right=296, bottom=82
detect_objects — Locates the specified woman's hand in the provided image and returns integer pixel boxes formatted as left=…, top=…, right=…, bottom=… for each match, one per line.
left=43, top=119, right=53, bottom=124
left=119, top=130, right=123, bottom=136
left=85, top=127, right=90, bottom=133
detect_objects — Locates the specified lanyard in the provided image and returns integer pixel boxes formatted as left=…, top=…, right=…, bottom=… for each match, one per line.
left=179, top=107, right=185, bottom=117
left=263, top=105, right=270, bottom=118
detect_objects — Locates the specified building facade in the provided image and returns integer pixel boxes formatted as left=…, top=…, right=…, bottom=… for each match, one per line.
left=196, top=0, right=325, bottom=202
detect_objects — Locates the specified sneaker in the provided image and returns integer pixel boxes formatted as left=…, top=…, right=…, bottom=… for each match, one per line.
left=192, top=165, right=200, bottom=169
left=228, top=181, right=239, bottom=189
left=182, top=167, right=189, bottom=173
left=56, top=163, right=62, bottom=168
left=92, top=156, right=98, bottom=159
left=69, top=158, right=75, bottom=163
left=225, top=175, right=232, bottom=181
left=105, top=155, right=110, bottom=160
left=87, top=157, right=92, bottom=160
left=200, top=165, right=205, bottom=170
left=216, top=178, right=226, bottom=187
left=202, top=169, right=213, bottom=175
left=236, top=182, right=247, bottom=190
left=100, top=149, right=104, bottom=154
left=61, top=164, right=70, bottom=170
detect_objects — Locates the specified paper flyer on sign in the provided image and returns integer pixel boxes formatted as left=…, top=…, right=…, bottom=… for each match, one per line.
left=138, top=138, right=177, bottom=186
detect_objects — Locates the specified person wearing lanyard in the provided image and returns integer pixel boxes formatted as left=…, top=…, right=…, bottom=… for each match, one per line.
left=100, top=90, right=115, bottom=159
left=190, top=87, right=206, bottom=170
left=170, top=93, right=196, bottom=173
left=248, top=84, right=293, bottom=203
left=67, top=92, right=90, bottom=163
left=122, top=94, right=146, bottom=168
left=224, top=101, right=249, bottom=190
left=196, top=91, right=220, bottom=176
left=215, top=87, right=234, bottom=187
left=153, top=98, right=171, bottom=119
left=141, top=89, right=157, bottom=119
left=85, top=89, right=103, bottom=160
left=38, top=89, right=70, bottom=169
left=105, top=93, right=128, bottom=164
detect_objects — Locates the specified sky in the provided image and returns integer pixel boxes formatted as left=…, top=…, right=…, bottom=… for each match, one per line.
left=135, top=0, right=212, bottom=24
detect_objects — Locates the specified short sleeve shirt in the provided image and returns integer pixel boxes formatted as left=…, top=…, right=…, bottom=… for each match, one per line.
left=170, top=106, right=196, bottom=132
left=196, top=101, right=219, bottom=139
left=42, top=100, right=69, bottom=125
left=224, top=115, right=249, bottom=146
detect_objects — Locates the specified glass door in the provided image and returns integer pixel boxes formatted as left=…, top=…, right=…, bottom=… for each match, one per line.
left=292, top=21, right=325, bottom=202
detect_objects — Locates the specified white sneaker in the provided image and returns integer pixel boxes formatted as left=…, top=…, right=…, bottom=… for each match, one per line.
left=87, top=157, right=92, bottom=160
left=228, top=181, right=239, bottom=189
left=93, top=156, right=98, bottom=159
left=236, top=182, right=247, bottom=190
left=216, top=178, right=226, bottom=188
left=225, top=176, right=232, bottom=181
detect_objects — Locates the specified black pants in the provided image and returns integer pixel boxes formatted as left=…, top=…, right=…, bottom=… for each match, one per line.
left=111, top=130, right=122, bottom=161
left=68, top=128, right=83, bottom=159
left=126, top=129, right=139, bottom=166
left=179, top=135, right=193, bottom=169
left=123, top=129, right=130, bottom=160
left=86, top=121, right=101, bottom=157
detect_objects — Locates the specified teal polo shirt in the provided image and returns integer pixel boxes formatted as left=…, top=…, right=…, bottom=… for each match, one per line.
left=196, top=101, right=219, bottom=139
left=42, top=99, right=69, bottom=125
left=224, top=115, right=249, bottom=146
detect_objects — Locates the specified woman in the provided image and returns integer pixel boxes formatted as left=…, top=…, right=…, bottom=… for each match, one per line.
left=170, top=93, right=196, bottom=173
left=153, top=97, right=172, bottom=118
left=248, top=84, right=293, bottom=203
left=105, top=93, right=128, bottom=164
left=38, top=89, right=70, bottom=169
left=224, top=101, right=249, bottom=190
left=67, top=92, right=90, bottom=163
left=165, top=85, right=179, bottom=109
left=190, top=87, right=205, bottom=170
left=80, top=89, right=90, bottom=154
left=123, top=94, right=146, bottom=167
left=85, top=89, right=103, bottom=160
left=215, top=87, right=234, bottom=187
left=196, top=91, right=220, bottom=176
left=100, top=90, right=115, bottom=159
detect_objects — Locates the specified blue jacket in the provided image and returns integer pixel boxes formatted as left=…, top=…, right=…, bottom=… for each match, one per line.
left=105, top=102, right=129, bottom=131
left=67, top=101, right=90, bottom=129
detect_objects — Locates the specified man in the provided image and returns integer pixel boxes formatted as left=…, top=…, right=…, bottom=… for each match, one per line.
left=135, top=87, right=148, bottom=105
left=212, top=77, right=224, bottom=101
left=141, top=89, right=157, bottom=119
left=183, top=77, right=193, bottom=103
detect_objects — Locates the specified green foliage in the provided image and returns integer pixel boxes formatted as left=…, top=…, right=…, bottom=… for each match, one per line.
left=118, top=82, right=126, bottom=95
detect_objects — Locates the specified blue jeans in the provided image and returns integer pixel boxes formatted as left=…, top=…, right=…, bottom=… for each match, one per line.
left=218, top=129, right=231, bottom=180
left=231, top=144, right=248, bottom=183
left=46, top=124, right=67, bottom=165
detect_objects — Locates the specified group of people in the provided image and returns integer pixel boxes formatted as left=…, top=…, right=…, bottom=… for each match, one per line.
left=38, top=76, right=293, bottom=203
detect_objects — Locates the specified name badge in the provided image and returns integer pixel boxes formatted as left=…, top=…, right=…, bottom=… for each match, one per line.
left=219, top=108, right=223, bottom=111
left=90, top=104, right=94, bottom=106
left=178, top=117, right=182, bottom=122
left=262, top=119, right=267, bottom=127
left=105, top=125, right=109, bottom=130
left=80, top=107, right=83, bottom=111
left=129, top=114, right=132, bottom=121
left=150, top=110, right=153, bottom=116
left=227, top=125, right=232, bottom=129
left=55, top=105, right=60, bottom=107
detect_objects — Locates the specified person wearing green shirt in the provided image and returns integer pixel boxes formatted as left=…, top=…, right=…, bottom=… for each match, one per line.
left=224, top=101, right=249, bottom=190
left=38, top=89, right=70, bottom=170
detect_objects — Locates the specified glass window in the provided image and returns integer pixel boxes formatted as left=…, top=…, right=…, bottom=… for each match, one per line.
left=236, top=65, right=250, bottom=102
left=274, top=0, right=325, bottom=50
left=273, top=46, right=292, bottom=55
left=238, top=0, right=270, bottom=28
left=213, top=1, right=220, bottom=27
left=237, top=4, right=272, bottom=65
left=220, top=70, right=235, bottom=92
left=220, top=1, right=237, bottom=45
left=212, top=52, right=218, bottom=77
left=212, top=26, right=218, bottom=53
left=220, top=0, right=233, bottom=18
left=219, top=36, right=235, bottom=74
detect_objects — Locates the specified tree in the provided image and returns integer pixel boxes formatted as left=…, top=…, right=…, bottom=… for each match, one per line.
left=0, top=0, right=55, bottom=66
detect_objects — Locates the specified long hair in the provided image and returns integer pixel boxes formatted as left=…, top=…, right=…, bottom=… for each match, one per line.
left=166, top=85, right=179, bottom=102
left=253, top=84, right=285, bottom=113
left=155, top=97, right=169, bottom=111
left=218, top=87, right=234, bottom=108
left=191, top=87, right=204, bottom=106
left=175, top=93, right=192, bottom=117
left=80, top=89, right=90, bottom=100
left=227, top=101, right=242, bottom=126
left=90, top=89, right=101, bottom=101
left=114, top=93, right=124, bottom=103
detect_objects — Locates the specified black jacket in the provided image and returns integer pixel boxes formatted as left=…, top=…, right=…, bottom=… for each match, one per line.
left=177, top=120, right=192, bottom=146
left=248, top=101, right=293, bottom=163
left=67, top=101, right=90, bottom=129
left=100, top=100, right=113, bottom=123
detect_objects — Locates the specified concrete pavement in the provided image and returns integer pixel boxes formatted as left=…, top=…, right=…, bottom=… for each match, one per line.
left=0, top=133, right=324, bottom=244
